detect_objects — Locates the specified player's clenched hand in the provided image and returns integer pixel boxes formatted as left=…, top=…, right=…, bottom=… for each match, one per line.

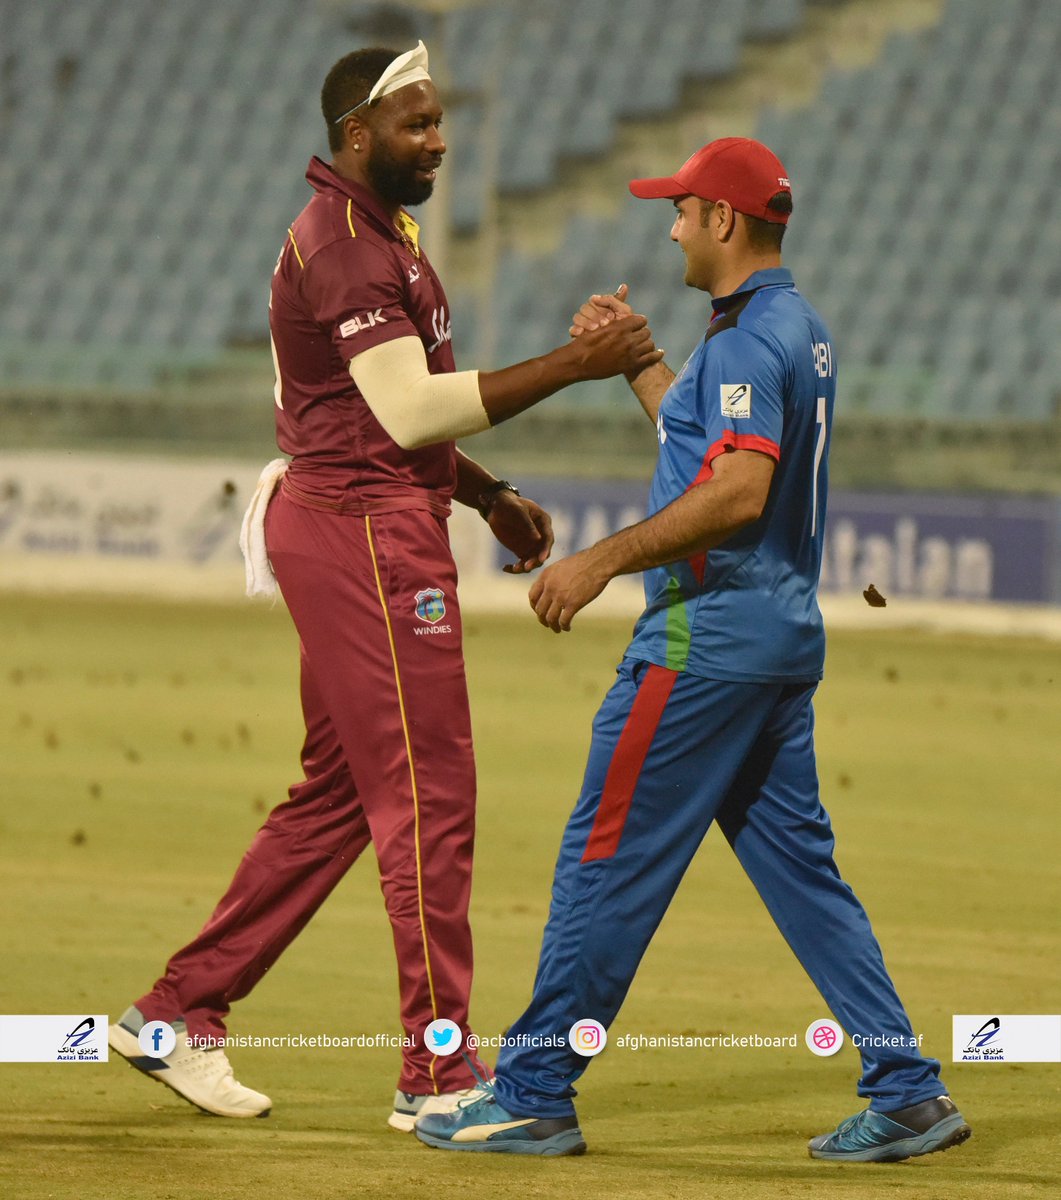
left=569, top=283, right=633, bottom=338
left=486, top=492, right=555, bottom=573
left=528, top=547, right=610, bottom=632
left=569, top=313, right=663, bottom=380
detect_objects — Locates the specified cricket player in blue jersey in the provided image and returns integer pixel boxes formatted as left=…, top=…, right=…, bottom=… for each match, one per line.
left=416, top=139, right=970, bottom=1163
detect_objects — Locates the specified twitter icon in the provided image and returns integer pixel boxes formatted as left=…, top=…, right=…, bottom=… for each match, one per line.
left=424, top=1018, right=462, bottom=1056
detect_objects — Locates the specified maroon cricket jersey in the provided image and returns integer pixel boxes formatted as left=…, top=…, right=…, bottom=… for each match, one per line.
left=269, top=157, right=457, bottom=513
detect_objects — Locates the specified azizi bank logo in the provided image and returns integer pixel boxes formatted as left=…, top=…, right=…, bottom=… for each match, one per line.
left=962, top=1017, right=1003, bottom=1060
left=340, top=310, right=388, bottom=337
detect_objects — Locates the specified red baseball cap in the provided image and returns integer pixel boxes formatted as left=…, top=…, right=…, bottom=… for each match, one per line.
left=629, top=137, right=792, bottom=224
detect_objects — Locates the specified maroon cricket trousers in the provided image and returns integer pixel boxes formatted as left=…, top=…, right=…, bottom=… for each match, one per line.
left=136, top=485, right=485, bottom=1094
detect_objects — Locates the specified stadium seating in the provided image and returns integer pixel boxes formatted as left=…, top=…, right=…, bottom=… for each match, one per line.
left=0, top=0, right=767, bottom=383
left=1, top=0, right=1057, bottom=423
left=476, top=0, right=1060, bottom=422
left=0, top=0, right=772, bottom=379
left=756, top=0, right=1061, bottom=420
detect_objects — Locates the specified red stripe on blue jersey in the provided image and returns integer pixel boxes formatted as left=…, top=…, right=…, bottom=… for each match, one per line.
left=581, top=665, right=677, bottom=862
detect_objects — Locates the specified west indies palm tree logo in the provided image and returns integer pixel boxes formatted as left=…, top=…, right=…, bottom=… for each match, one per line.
left=414, top=588, right=446, bottom=624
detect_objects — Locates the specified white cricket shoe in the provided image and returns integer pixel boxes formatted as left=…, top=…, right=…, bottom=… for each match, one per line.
left=108, top=1005, right=271, bottom=1118
left=389, top=1087, right=484, bottom=1132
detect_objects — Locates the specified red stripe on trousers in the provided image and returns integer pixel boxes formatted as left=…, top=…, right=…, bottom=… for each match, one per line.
left=581, top=665, right=678, bottom=862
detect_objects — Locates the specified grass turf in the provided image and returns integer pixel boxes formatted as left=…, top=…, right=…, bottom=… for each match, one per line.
left=0, top=593, right=1058, bottom=1199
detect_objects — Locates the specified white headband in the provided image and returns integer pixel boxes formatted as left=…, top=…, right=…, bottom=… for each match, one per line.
left=332, top=40, right=431, bottom=124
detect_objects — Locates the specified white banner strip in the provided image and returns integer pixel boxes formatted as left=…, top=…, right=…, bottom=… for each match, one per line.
left=952, top=1015, right=1061, bottom=1063
left=0, top=1014, right=110, bottom=1063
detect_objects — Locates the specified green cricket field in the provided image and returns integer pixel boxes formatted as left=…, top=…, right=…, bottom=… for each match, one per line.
left=0, top=593, right=1058, bottom=1199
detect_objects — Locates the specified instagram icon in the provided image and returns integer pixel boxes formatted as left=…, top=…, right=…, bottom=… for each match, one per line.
left=568, top=1018, right=608, bottom=1057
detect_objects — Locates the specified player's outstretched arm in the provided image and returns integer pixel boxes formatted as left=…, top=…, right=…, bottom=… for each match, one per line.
left=528, top=448, right=775, bottom=632
left=349, top=319, right=662, bottom=451
left=453, top=450, right=554, bottom=573
left=570, top=284, right=674, bottom=422
left=478, top=314, right=663, bottom=425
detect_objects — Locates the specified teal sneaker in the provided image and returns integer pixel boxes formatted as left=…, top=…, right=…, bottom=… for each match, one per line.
left=809, top=1095, right=971, bottom=1162
left=415, top=1089, right=586, bottom=1156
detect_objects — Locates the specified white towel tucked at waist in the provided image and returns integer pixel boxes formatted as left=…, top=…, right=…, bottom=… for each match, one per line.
left=238, top=458, right=288, bottom=597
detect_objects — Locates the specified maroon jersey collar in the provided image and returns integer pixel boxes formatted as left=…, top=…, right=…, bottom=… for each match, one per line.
left=305, top=156, right=421, bottom=255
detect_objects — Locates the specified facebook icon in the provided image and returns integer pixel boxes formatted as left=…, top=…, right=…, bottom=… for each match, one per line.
left=137, top=1020, right=177, bottom=1059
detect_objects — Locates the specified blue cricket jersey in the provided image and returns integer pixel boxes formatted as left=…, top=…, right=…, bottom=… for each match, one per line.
left=627, top=267, right=836, bottom=683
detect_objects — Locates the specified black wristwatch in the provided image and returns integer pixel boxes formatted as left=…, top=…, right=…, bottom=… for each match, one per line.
left=477, top=479, right=520, bottom=518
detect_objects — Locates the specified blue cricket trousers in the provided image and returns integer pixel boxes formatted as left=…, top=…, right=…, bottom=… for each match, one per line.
left=492, top=657, right=945, bottom=1117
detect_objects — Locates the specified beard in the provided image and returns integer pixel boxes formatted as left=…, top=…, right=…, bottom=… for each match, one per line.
left=365, top=141, right=436, bottom=208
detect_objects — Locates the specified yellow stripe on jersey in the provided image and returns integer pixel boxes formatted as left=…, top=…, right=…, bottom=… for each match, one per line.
left=346, top=198, right=357, bottom=238
left=287, top=227, right=305, bottom=269
left=396, top=210, right=421, bottom=258
left=364, top=515, right=441, bottom=1090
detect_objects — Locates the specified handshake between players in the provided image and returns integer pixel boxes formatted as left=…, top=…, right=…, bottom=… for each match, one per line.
left=518, top=284, right=665, bottom=633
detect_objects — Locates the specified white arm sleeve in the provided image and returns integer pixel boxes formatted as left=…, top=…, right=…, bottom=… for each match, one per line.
left=348, top=336, right=489, bottom=450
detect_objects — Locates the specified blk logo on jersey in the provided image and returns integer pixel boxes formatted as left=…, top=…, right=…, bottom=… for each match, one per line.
left=414, top=588, right=446, bottom=624
left=339, top=310, right=388, bottom=337
left=721, top=383, right=752, bottom=419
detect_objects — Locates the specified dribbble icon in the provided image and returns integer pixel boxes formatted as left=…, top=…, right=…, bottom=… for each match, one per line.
left=568, top=1019, right=607, bottom=1057
left=424, top=1018, right=462, bottom=1056
left=805, top=1019, right=844, bottom=1057
left=137, top=1020, right=177, bottom=1059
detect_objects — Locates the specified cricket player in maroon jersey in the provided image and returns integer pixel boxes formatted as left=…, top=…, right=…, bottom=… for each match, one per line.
left=108, top=41, right=661, bottom=1131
